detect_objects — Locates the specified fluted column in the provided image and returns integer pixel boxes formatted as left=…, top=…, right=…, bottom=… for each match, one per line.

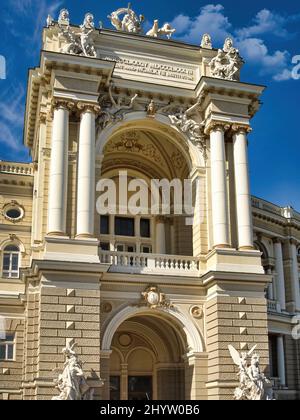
left=208, top=123, right=230, bottom=248
left=273, top=238, right=286, bottom=311
left=76, top=103, right=100, bottom=238
left=48, top=100, right=73, bottom=235
left=277, top=335, right=286, bottom=386
left=290, top=239, right=300, bottom=311
left=232, top=125, right=254, bottom=250
left=156, top=216, right=166, bottom=254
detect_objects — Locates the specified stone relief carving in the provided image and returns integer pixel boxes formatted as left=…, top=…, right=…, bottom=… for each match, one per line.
left=104, top=131, right=163, bottom=164
left=97, top=83, right=138, bottom=130
left=167, top=99, right=207, bottom=157
left=201, top=33, right=212, bottom=49
left=52, top=341, right=96, bottom=400
left=146, top=100, right=157, bottom=118
left=209, top=38, right=243, bottom=81
left=80, top=13, right=97, bottom=58
left=146, top=20, right=176, bottom=39
left=140, top=286, right=174, bottom=309
left=228, top=345, right=274, bottom=400
left=46, top=15, right=54, bottom=28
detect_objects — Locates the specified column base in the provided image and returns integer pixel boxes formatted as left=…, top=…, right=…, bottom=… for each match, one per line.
left=238, top=246, right=255, bottom=251
left=213, top=244, right=231, bottom=249
left=47, top=231, right=69, bottom=238
left=75, top=233, right=95, bottom=240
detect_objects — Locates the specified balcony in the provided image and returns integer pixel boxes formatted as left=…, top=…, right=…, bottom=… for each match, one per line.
left=99, top=250, right=201, bottom=277
left=0, top=161, right=33, bottom=176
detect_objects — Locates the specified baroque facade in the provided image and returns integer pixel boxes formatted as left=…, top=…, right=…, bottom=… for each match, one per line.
left=0, top=6, right=299, bottom=400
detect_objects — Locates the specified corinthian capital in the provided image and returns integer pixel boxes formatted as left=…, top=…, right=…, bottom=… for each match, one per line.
left=52, top=99, right=75, bottom=111
left=205, top=121, right=231, bottom=135
left=231, top=124, right=252, bottom=134
left=77, top=102, right=101, bottom=115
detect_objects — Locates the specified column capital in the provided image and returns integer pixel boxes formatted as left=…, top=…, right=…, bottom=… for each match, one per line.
left=52, top=98, right=75, bottom=111
left=272, top=237, right=284, bottom=245
left=77, top=102, right=101, bottom=115
left=156, top=215, right=166, bottom=224
left=231, top=124, right=252, bottom=135
left=289, top=238, right=299, bottom=247
left=205, top=121, right=231, bottom=135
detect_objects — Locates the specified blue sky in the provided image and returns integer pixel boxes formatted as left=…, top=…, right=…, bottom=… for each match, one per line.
left=0, top=0, right=299, bottom=209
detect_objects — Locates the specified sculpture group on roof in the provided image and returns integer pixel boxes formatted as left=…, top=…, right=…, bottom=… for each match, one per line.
left=46, top=4, right=244, bottom=81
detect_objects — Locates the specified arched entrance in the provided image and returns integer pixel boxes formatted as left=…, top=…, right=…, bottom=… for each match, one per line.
left=101, top=306, right=205, bottom=401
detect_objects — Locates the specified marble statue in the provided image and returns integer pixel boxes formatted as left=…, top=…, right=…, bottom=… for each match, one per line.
left=52, top=342, right=93, bottom=400
left=80, top=13, right=97, bottom=58
left=228, top=345, right=274, bottom=400
left=46, top=15, right=54, bottom=28
left=201, top=33, right=212, bottom=49
left=209, top=38, right=243, bottom=81
left=57, top=10, right=97, bottom=58
left=58, top=9, right=70, bottom=27
left=98, top=82, right=138, bottom=129
left=146, top=20, right=176, bottom=39
left=108, top=4, right=144, bottom=34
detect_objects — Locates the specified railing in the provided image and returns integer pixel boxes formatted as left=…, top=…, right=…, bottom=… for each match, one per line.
left=0, top=162, right=33, bottom=176
left=252, top=196, right=300, bottom=223
left=267, top=300, right=278, bottom=313
left=99, top=251, right=201, bottom=277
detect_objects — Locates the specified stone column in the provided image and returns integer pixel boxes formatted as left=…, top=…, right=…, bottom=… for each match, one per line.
left=290, top=239, right=300, bottom=311
left=277, top=335, right=286, bottom=386
left=170, top=219, right=175, bottom=255
left=273, top=238, right=286, bottom=311
left=232, top=125, right=254, bottom=250
left=76, top=103, right=100, bottom=238
left=156, top=216, right=166, bottom=254
left=208, top=123, right=230, bottom=248
left=48, top=100, right=73, bottom=235
left=120, top=363, right=128, bottom=400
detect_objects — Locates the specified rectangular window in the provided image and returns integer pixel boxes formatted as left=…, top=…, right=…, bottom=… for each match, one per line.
left=100, top=216, right=109, bottom=235
left=110, top=376, right=120, bottom=401
left=141, top=245, right=152, bottom=254
left=100, top=243, right=110, bottom=251
left=2, top=252, right=19, bottom=278
left=115, top=217, right=135, bottom=237
left=0, top=334, right=15, bottom=361
left=140, top=219, right=150, bottom=238
left=269, top=335, right=278, bottom=378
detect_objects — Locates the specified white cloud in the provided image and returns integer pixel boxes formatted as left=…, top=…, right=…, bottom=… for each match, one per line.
left=174, top=4, right=232, bottom=44
left=170, top=4, right=294, bottom=81
left=236, top=9, right=289, bottom=39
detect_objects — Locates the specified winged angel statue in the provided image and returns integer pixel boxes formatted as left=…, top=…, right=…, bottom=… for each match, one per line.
left=228, top=345, right=274, bottom=400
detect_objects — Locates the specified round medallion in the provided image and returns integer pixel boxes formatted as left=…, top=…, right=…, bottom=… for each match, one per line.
left=147, top=291, right=160, bottom=306
left=118, top=333, right=132, bottom=347
left=101, top=302, right=112, bottom=313
left=190, top=305, right=203, bottom=319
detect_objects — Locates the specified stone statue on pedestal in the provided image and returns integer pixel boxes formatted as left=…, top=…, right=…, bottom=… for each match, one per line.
left=52, top=342, right=93, bottom=400
left=228, top=345, right=274, bottom=400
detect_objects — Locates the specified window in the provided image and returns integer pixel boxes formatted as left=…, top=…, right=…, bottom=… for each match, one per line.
left=2, top=245, right=20, bottom=278
left=116, top=244, right=135, bottom=253
left=269, top=336, right=279, bottom=378
left=100, top=243, right=110, bottom=251
left=3, top=203, right=24, bottom=223
left=110, top=376, right=120, bottom=401
left=0, top=334, right=15, bottom=360
left=140, top=219, right=150, bottom=238
left=115, top=217, right=135, bottom=237
left=100, top=216, right=109, bottom=235
left=141, top=245, right=152, bottom=254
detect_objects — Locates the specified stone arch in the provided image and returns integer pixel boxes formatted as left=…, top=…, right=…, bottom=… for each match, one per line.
left=101, top=305, right=205, bottom=353
left=96, top=112, right=205, bottom=170
left=0, top=237, right=26, bottom=255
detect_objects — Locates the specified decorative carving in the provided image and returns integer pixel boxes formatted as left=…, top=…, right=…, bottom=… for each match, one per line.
left=108, top=4, right=144, bottom=34
left=209, top=38, right=243, bottom=81
left=57, top=9, right=97, bottom=58
left=52, top=99, right=75, bottom=112
left=171, top=151, right=184, bottom=170
left=104, top=131, right=162, bottom=164
left=228, top=345, right=274, bottom=400
left=146, top=20, right=176, bottom=39
left=118, top=334, right=132, bottom=347
left=190, top=305, right=203, bottom=319
left=146, top=100, right=157, bottom=118
left=101, top=302, right=113, bottom=313
left=205, top=121, right=231, bottom=135
left=168, top=99, right=207, bottom=157
left=140, top=286, right=173, bottom=309
left=77, top=102, right=101, bottom=115
left=46, top=15, right=54, bottom=28
left=201, top=33, right=212, bottom=49
left=52, top=341, right=95, bottom=400
left=231, top=124, right=252, bottom=135
left=97, top=83, right=138, bottom=130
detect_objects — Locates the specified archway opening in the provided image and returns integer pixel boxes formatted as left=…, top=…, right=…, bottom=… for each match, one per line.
left=107, top=314, right=187, bottom=401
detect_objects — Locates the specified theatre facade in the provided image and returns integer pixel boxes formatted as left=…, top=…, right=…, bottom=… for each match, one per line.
left=0, top=6, right=299, bottom=400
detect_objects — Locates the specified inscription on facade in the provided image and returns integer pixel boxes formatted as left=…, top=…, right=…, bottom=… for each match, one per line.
left=99, top=54, right=197, bottom=83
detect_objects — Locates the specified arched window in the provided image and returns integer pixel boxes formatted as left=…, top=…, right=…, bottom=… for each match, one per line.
left=2, top=245, right=20, bottom=278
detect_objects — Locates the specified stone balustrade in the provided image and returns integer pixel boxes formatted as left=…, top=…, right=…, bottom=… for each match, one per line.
left=99, top=250, right=201, bottom=277
left=252, top=196, right=300, bottom=223
left=0, top=162, right=33, bottom=176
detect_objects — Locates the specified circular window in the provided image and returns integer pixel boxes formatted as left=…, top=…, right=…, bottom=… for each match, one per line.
left=3, top=203, right=24, bottom=223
